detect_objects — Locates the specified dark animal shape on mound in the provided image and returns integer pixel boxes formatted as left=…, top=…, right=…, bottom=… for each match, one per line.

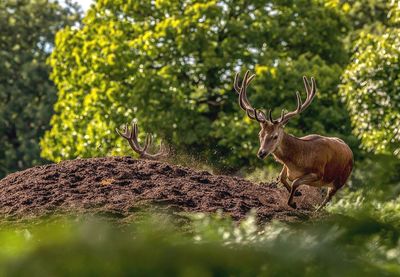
left=0, top=157, right=324, bottom=222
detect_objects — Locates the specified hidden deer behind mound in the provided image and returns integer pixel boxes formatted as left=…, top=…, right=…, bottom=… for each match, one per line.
left=234, top=70, right=353, bottom=211
left=116, top=122, right=169, bottom=160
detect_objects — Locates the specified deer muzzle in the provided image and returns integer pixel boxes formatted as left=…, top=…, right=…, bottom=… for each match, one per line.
left=257, top=149, right=268, bottom=159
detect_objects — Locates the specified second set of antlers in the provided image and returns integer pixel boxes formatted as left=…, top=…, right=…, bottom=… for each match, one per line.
left=116, top=122, right=169, bottom=160
left=117, top=70, right=316, bottom=159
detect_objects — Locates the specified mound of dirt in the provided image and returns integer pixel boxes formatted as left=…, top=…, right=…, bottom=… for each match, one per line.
left=0, top=156, right=324, bottom=223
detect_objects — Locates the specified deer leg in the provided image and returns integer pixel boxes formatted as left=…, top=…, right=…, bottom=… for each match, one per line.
left=279, top=167, right=302, bottom=196
left=278, top=166, right=301, bottom=196
left=278, top=166, right=291, bottom=192
left=316, top=187, right=338, bottom=212
left=288, top=173, right=322, bottom=209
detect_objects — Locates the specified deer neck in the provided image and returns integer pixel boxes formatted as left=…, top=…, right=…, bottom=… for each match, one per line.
left=272, top=132, right=302, bottom=165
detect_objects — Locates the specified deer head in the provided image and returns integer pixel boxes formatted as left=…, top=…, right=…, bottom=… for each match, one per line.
left=233, top=70, right=316, bottom=159
left=116, top=121, right=169, bottom=160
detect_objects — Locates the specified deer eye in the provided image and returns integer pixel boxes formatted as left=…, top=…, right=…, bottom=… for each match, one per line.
left=272, top=135, right=278, bottom=140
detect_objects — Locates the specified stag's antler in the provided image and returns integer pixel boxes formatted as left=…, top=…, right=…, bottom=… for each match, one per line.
left=116, top=122, right=169, bottom=160
left=234, top=70, right=316, bottom=125
left=278, top=76, right=317, bottom=125
left=233, top=70, right=267, bottom=123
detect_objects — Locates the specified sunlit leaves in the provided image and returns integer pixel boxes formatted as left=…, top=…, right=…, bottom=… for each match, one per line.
left=340, top=26, right=400, bottom=157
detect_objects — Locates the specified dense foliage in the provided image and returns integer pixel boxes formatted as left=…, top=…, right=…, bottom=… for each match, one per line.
left=42, top=0, right=358, bottom=170
left=333, top=0, right=392, bottom=35
left=0, top=0, right=80, bottom=178
left=340, top=3, right=400, bottom=157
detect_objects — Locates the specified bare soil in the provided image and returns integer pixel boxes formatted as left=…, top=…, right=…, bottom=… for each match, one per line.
left=0, top=156, right=324, bottom=223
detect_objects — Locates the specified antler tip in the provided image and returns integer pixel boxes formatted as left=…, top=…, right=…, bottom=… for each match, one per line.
left=311, top=76, right=316, bottom=83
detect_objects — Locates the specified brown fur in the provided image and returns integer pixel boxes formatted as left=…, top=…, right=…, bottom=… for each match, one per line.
left=273, top=132, right=353, bottom=187
left=259, top=124, right=353, bottom=210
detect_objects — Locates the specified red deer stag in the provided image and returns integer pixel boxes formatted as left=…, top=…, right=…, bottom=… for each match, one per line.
left=116, top=121, right=169, bottom=160
left=233, top=71, right=353, bottom=211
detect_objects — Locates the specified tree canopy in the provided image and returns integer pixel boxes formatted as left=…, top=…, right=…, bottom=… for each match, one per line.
left=42, top=0, right=358, bottom=170
left=340, top=3, right=400, bottom=157
left=0, top=0, right=80, bottom=178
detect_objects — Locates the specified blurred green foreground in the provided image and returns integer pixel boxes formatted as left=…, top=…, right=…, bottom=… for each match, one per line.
left=1, top=192, right=399, bottom=277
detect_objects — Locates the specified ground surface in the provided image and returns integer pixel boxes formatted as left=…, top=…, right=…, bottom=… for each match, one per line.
left=0, top=156, right=324, bottom=223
